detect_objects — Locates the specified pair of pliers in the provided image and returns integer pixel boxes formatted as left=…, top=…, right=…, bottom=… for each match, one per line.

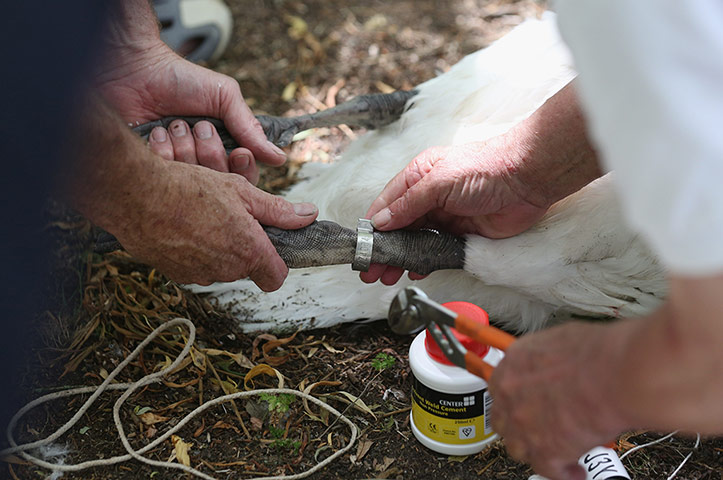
left=388, top=286, right=516, bottom=381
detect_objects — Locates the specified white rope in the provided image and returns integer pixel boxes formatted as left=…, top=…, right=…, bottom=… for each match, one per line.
left=1, top=318, right=359, bottom=479
left=619, top=430, right=678, bottom=460
left=666, top=433, right=700, bottom=480
left=618, top=430, right=702, bottom=480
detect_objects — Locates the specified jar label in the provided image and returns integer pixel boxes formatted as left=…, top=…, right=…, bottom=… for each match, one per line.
left=412, top=377, right=495, bottom=445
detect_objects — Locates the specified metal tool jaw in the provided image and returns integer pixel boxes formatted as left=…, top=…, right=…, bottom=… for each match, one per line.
left=388, top=286, right=469, bottom=369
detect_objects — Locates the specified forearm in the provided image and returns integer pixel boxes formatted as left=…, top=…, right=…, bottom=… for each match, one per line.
left=59, top=94, right=164, bottom=233
left=96, top=0, right=166, bottom=83
left=604, top=274, right=723, bottom=434
left=504, top=81, right=603, bottom=208
left=107, top=0, right=160, bottom=48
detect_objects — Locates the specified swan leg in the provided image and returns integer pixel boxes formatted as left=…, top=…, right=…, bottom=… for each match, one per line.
left=256, top=89, right=418, bottom=146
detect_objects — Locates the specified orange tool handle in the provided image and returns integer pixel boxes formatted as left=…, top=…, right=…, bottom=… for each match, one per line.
left=454, top=313, right=516, bottom=351
left=452, top=313, right=517, bottom=382
left=464, top=351, right=495, bottom=381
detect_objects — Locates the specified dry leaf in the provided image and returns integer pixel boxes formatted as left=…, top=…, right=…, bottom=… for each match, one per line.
left=332, top=391, right=377, bottom=419
left=212, top=421, right=240, bottom=434
left=243, top=364, right=284, bottom=390
left=285, top=15, right=308, bottom=39
left=203, top=348, right=254, bottom=369
left=281, top=82, right=297, bottom=102
left=140, top=412, right=169, bottom=426
left=189, top=347, right=206, bottom=373
left=322, top=341, right=345, bottom=354
left=211, top=377, right=239, bottom=394
left=171, top=435, right=191, bottom=467
left=447, top=455, right=469, bottom=463
left=363, top=13, right=388, bottom=31
left=261, top=331, right=298, bottom=366
left=375, top=456, right=395, bottom=471
left=193, top=418, right=205, bottom=438
left=375, top=81, right=396, bottom=94
left=350, top=438, right=374, bottom=464
left=301, top=380, right=342, bottom=423
left=250, top=417, right=264, bottom=431
left=249, top=331, right=298, bottom=367
left=252, top=333, right=277, bottom=361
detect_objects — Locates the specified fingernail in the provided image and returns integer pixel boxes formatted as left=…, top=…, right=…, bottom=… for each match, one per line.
left=371, top=208, right=391, bottom=228
left=151, top=127, right=167, bottom=142
left=232, top=154, right=250, bottom=170
left=171, top=122, right=187, bottom=137
left=194, top=122, right=213, bottom=140
left=269, top=142, right=286, bottom=158
left=293, top=202, right=317, bottom=216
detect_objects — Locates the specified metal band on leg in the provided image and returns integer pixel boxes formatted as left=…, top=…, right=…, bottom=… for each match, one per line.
left=352, top=219, right=374, bottom=271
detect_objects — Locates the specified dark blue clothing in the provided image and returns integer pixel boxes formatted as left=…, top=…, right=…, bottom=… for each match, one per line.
left=0, top=2, right=109, bottom=432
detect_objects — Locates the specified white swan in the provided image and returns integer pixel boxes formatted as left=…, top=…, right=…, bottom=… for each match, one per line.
left=194, top=14, right=666, bottom=333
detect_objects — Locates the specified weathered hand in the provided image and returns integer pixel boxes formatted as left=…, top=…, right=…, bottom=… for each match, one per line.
left=361, top=140, right=550, bottom=284
left=488, top=323, right=626, bottom=480
left=95, top=19, right=281, bottom=182
left=113, top=160, right=318, bottom=289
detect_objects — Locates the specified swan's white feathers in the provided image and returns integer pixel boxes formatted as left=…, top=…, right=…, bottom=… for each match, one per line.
left=194, top=14, right=667, bottom=333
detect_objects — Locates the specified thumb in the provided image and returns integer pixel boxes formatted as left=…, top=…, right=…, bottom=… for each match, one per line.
left=219, top=81, right=287, bottom=166
left=247, top=189, right=318, bottom=229
left=370, top=176, right=441, bottom=231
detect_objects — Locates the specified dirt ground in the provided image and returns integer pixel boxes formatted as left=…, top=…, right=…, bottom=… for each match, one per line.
left=2, top=1, right=722, bottom=479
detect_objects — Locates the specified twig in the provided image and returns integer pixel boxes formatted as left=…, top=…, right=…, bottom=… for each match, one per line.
left=380, top=407, right=411, bottom=418
left=320, top=369, right=382, bottom=437
left=207, top=360, right=251, bottom=440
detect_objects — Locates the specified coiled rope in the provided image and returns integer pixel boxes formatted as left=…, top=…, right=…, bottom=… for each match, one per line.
left=0, top=318, right=359, bottom=479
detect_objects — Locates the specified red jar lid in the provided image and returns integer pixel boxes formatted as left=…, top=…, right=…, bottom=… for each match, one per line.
left=424, top=301, right=490, bottom=366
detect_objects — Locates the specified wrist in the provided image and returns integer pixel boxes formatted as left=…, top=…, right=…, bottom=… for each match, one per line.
left=500, top=82, right=603, bottom=209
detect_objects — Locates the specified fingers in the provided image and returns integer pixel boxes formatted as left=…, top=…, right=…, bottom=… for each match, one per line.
left=149, top=120, right=259, bottom=178
left=229, top=147, right=259, bottom=184
left=370, top=175, right=442, bottom=231
left=148, top=127, right=174, bottom=160
left=366, top=147, right=446, bottom=231
left=245, top=188, right=318, bottom=231
left=168, top=120, right=198, bottom=164
left=360, top=264, right=425, bottom=285
left=149, top=120, right=199, bottom=165
left=359, top=264, right=405, bottom=285
left=191, top=121, right=229, bottom=172
left=219, top=80, right=288, bottom=166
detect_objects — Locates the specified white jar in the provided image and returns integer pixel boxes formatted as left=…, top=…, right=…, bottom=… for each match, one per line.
left=408, top=302, right=504, bottom=456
